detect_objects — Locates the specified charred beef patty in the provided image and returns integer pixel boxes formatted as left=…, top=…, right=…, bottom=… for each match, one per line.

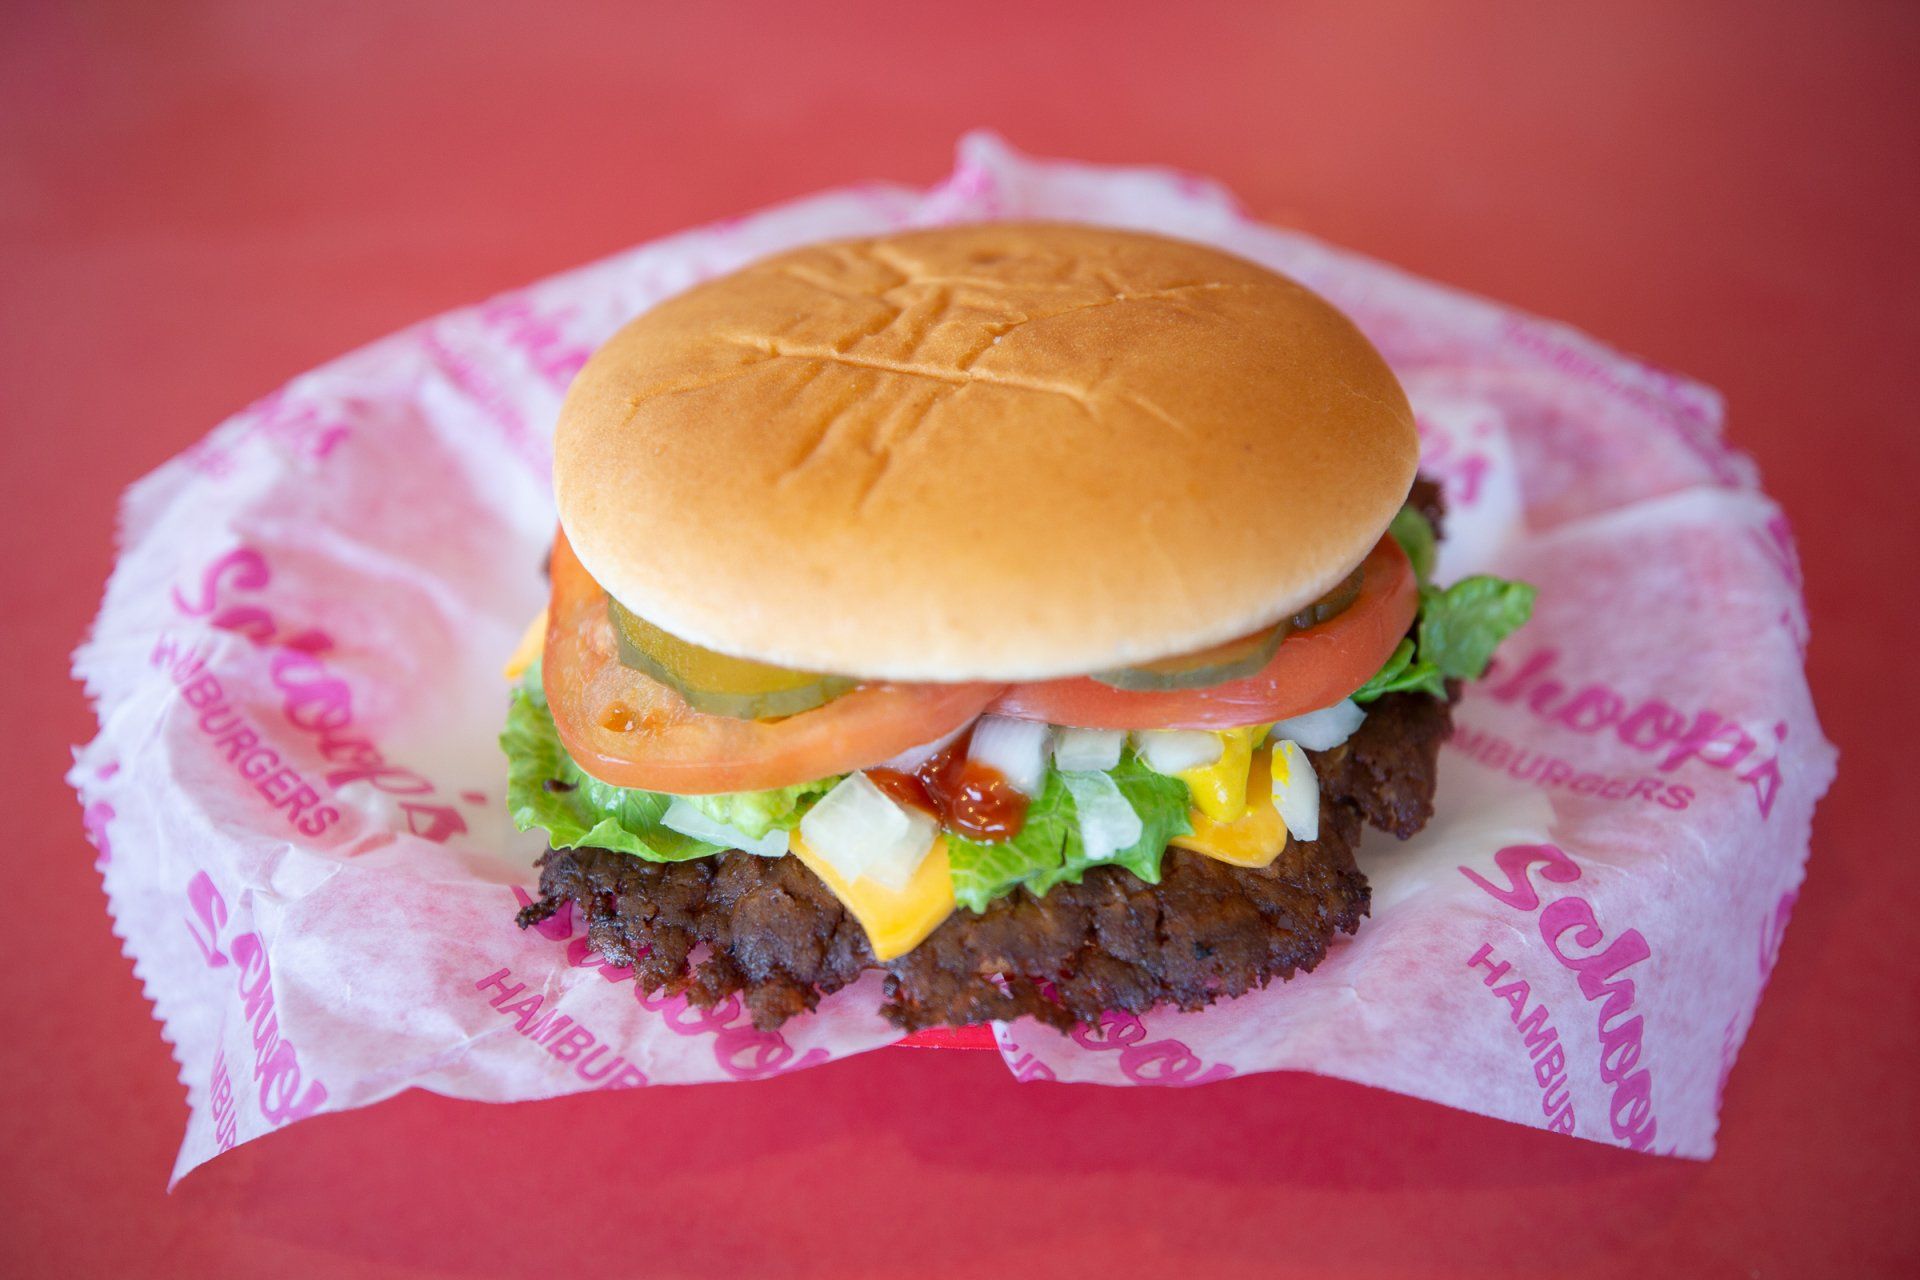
left=516, top=688, right=1452, bottom=1032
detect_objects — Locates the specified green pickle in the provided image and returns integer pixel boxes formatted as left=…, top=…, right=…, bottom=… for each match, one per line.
left=1091, top=622, right=1288, bottom=691
left=1091, top=566, right=1365, bottom=692
left=608, top=598, right=855, bottom=719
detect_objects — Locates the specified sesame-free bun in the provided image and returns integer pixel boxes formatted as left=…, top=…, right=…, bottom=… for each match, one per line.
left=554, top=224, right=1418, bottom=681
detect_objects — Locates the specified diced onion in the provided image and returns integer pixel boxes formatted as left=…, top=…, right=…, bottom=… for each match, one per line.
left=1061, top=771, right=1142, bottom=863
left=798, top=773, right=937, bottom=891
left=1270, top=739, right=1320, bottom=841
left=1269, top=699, right=1367, bottom=752
left=662, top=798, right=790, bottom=858
left=1053, top=727, right=1125, bottom=773
left=879, top=723, right=969, bottom=773
left=1135, top=729, right=1224, bottom=775
left=857, top=816, right=938, bottom=891
left=967, top=715, right=1052, bottom=797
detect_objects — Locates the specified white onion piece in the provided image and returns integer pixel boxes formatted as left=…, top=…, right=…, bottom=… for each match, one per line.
left=1269, top=699, right=1367, bottom=752
left=1270, top=739, right=1320, bottom=841
left=1135, top=729, right=1223, bottom=775
left=1061, top=771, right=1142, bottom=863
left=879, top=722, right=969, bottom=773
left=856, top=806, right=938, bottom=891
left=967, top=715, right=1052, bottom=797
left=1053, top=727, right=1125, bottom=773
left=661, top=798, right=790, bottom=858
left=798, top=773, right=936, bottom=891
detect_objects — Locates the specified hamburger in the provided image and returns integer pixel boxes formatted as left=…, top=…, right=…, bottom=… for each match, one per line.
left=504, top=224, right=1534, bottom=1032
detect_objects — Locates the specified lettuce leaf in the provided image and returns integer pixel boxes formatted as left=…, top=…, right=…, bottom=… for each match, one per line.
left=1416, top=576, right=1538, bottom=682
left=684, top=781, right=837, bottom=841
left=946, top=770, right=1076, bottom=911
left=947, top=750, right=1192, bottom=912
left=1351, top=638, right=1447, bottom=704
left=501, top=667, right=837, bottom=859
left=1354, top=503, right=1536, bottom=702
left=1388, top=505, right=1439, bottom=584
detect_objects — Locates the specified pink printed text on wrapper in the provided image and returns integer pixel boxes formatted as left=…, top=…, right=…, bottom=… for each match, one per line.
left=160, top=546, right=469, bottom=845
left=1475, top=648, right=1786, bottom=819
left=184, top=871, right=329, bottom=1128
left=1459, top=843, right=1661, bottom=1151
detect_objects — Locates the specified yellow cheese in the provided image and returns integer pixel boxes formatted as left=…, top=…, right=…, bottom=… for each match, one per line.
left=1172, top=746, right=1289, bottom=868
left=789, top=831, right=956, bottom=961
left=503, top=607, right=549, bottom=681
left=1173, top=726, right=1270, bottom=823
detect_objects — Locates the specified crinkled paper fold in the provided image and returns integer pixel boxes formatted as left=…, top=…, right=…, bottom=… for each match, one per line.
left=68, top=134, right=1834, bottom=1183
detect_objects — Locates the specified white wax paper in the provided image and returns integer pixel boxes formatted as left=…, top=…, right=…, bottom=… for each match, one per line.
left=69, top=135, right=1834, bottom=1183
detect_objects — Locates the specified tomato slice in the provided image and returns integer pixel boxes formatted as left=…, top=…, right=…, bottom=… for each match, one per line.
left=543, top=533, right=1005, bottom=794
left=991, top=536, right=1419, bottom=730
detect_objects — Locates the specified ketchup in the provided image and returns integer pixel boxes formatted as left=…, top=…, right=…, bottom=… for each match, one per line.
left=868, top=725, right=1030, bottom=841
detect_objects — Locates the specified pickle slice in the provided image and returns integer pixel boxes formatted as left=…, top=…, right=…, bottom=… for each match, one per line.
left=1091, top=622, right=1288, bottom=691
left=1091, top=566, right=1367, bottom=692
left=608, top=598, right=856, bottom=720
left=1292, top=565, right=1365, bottom=630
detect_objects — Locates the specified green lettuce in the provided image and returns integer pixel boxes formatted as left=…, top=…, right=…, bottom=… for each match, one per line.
left=947, top=750, right=1192, bottom=912
left=1416, top=575, right=1537, bottom=682
left=1355, top=505, right=1536, bottom=703
left=501, top=666, right=836, bottom=859
left=945, top=770, right=1077, bottom=911
left=1351, top=638, right=1447, bottom=703
left=684, top=781, right=837, bottom=841
left=1388, top=505, right=1439, bottom=583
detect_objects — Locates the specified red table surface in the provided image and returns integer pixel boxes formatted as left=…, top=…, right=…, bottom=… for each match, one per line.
left=3, top=3, right=1914, bottom=1277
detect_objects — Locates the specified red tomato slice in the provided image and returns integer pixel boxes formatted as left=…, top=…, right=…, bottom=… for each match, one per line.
left=991, top=536, right=1419, bottom=730
left=543, top=533, right=1004, bottom=794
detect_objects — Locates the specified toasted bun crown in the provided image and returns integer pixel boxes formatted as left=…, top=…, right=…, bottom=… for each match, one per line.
left=555, top=224, right=1418, bottom=681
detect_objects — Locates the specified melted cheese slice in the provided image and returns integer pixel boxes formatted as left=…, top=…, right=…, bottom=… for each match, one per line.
left=503, top=608, right=549, bottom=681
left=1171, top=745, right=1289, bottom=868
left=790, top=830, right=956, bottom=961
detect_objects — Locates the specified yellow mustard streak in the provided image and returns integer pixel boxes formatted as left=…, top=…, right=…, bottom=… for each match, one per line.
left=1173, top=725, right=1271, bottom=823
left=1171, top=744, right=1289, bottom=868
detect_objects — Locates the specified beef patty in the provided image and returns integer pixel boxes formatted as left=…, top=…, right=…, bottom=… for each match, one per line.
left=516, top=688, right=1452, bottom=1032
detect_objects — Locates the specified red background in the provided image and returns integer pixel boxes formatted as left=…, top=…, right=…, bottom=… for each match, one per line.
left=4, top=3, right=1915, bottom=1276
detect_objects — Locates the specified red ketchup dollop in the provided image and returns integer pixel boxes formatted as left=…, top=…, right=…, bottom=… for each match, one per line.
left=866, top=724, right=1029, bottom=842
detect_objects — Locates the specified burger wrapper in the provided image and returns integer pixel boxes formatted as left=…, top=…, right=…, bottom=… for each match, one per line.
left=69, top=135, right=1834, bottom=1183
